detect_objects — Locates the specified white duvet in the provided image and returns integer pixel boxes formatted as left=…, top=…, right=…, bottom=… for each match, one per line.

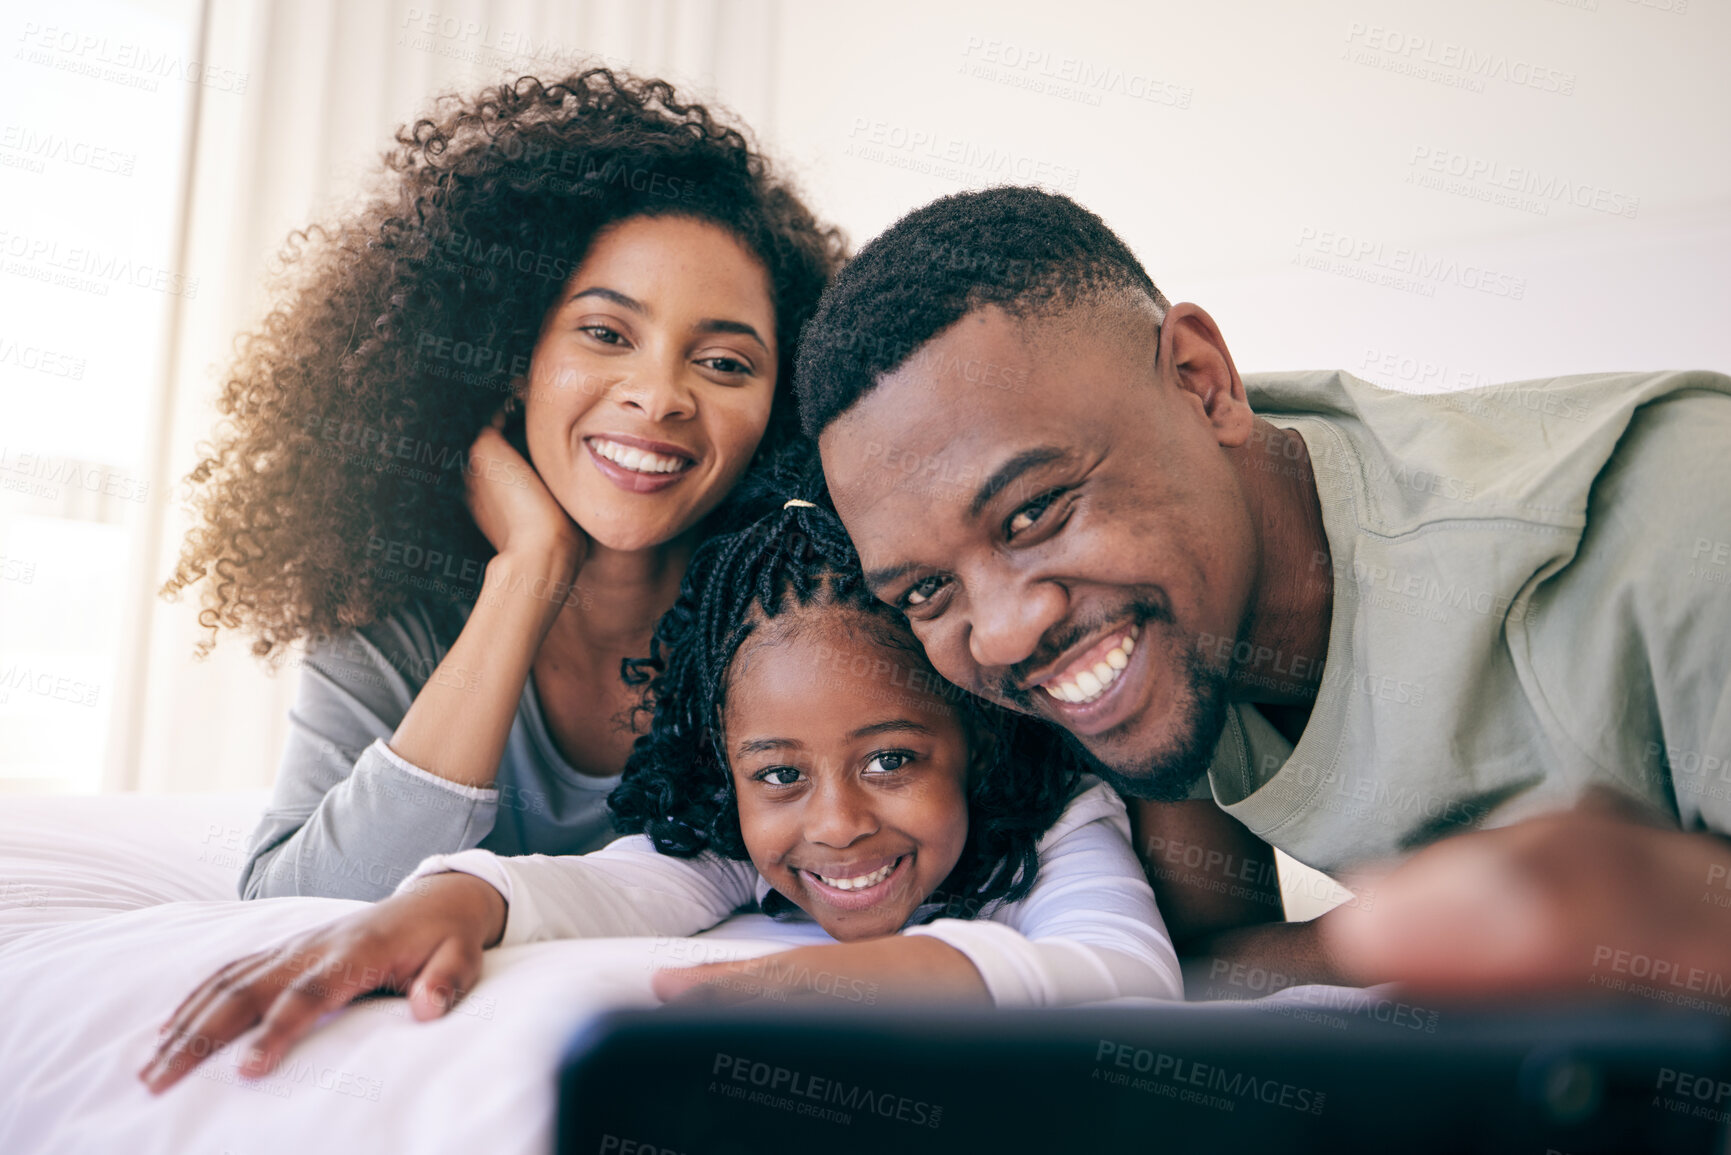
left=0, top=792, right=1369, bottom=1155
left=0, top=791, right=820, bottom=1155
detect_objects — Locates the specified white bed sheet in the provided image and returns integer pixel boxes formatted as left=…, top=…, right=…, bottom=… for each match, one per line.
left=0, top=791, right=816, bottom=1155
left=0, top=791, right=1370, bottom=1155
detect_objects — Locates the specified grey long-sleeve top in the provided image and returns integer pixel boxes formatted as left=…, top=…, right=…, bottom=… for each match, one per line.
left=239, top=601, right=623, bottom=900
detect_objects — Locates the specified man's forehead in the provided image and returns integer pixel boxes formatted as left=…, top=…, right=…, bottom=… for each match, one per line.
left=824, top=313, right=1046, bottom=475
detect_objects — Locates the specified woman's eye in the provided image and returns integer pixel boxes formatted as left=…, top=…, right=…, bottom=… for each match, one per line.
left=756, top=766, right=802, bottom=787
left=1006, top=490, right=1062, bottom=539
left=580, top=325, right=626, bottom=345
left=698, top=355, right=753, bottom=376
left=866, top=751, right=912, bottom=775
left=902, top=575, right=947, bottom=608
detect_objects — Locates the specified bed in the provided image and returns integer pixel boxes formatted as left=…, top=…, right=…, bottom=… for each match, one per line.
left=0, top=791, right=1361, bottom=1155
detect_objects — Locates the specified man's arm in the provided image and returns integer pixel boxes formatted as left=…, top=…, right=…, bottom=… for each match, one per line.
left=1322, top=790, right=1731, bottom=1001
left=1129, top=798, right=1348, bottom=995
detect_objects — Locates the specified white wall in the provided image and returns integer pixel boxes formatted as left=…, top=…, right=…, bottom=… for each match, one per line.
left=769, top=0, right=1729, bottom=384
left=4, top=0, right=1724, bottom=801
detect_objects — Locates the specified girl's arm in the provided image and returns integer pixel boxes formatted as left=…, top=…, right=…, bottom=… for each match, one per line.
left=145, top=837, right=759, bottom=1095
left=143, top=871, right=508, bottom=1094
left=901, top=778, right=1185, bottom=1005
left=655, top=780, right=1186, bottom=1009
left=395, top=835, right=762, bottom=944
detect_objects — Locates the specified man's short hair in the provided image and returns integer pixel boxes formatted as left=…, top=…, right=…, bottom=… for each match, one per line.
left=794, top=185, right=1167, bottom=438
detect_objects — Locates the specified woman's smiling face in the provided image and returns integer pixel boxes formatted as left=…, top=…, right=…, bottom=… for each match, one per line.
left=522, top=214, right=779, bottom=552
left=723, top=609, right=973, bottom=942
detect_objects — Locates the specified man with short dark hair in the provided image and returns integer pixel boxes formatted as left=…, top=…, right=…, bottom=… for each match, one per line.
left=797, top=185, right=1731, bottom=996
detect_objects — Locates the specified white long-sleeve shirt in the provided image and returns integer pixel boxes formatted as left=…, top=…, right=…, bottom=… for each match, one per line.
left=395, top=777, right=1183, bottom=1007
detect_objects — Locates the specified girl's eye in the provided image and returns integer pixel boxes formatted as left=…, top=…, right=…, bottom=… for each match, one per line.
left=902, top=575, right=947, bottom=608
left=581, top=325, right=626, bottom=345
left=865, top=751, right=912, bottom=775
left=756, top=766, right=802, bottom=787
left=1006, top=489, right=1063, bottom=539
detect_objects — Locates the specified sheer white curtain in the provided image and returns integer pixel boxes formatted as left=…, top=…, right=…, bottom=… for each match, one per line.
left=123, top=0, right=782, bottom=792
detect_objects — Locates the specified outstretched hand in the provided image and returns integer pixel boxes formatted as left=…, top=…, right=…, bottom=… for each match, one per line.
left=1321, top=790, right=1731, bottom=1004
left=139, top=872, right=506, bottom=1094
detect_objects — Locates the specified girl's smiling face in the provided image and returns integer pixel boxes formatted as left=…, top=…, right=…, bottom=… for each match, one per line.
left=723, top=608, right=973, bottom=941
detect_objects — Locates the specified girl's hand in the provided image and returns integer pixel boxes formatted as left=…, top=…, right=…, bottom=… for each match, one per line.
left=139, top=873, right=506, bottom=1095
left=651, top=938, right=989, bottom=1008
left=466, top=413, right=587, bottom=572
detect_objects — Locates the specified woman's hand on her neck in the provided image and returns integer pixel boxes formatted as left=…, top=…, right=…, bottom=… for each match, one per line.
left=379, top=422, right=590, bottom=790
left=467, top=418, right=588, bottom=604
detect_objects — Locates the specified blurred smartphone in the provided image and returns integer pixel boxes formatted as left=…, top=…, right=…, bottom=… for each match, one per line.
left=559, top=1000, right=1731, bottom=1154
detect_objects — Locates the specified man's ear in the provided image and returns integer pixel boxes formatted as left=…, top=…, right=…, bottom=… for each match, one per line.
left=1158, top=303, right=1253, bottom=448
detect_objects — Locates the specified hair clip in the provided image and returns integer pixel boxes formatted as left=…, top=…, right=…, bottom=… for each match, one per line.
left=782, top=498, right=817, bottom=510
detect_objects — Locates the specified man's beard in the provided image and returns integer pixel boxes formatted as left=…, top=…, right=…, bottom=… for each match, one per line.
left=1059, top=639, right=1234, bottom=803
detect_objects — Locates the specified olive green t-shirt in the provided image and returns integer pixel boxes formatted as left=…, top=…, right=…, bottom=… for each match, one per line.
left=1198, top=369, right=1731, bottom=876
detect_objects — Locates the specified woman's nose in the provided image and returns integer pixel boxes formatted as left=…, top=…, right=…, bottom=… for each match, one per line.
left=616, top=360, right=695, bottom=422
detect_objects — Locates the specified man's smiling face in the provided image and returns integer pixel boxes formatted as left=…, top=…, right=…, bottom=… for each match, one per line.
left=819, top=296, right=1258, bottom=798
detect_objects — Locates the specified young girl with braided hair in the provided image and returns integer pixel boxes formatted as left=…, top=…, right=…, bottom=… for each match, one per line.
left=143, top=461, right=1182, bottom=1093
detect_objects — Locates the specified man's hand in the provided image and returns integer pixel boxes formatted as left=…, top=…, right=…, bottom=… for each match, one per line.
left=1321, top=791, right=1731, bottom=1001
left=651, top=937, right=990, bottom=1008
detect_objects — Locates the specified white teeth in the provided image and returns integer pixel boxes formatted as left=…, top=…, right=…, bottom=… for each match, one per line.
left=814, top=861, right=895, bottom=891
left=1040, top=625, right=1141, bottom=706
left=589, top=438, right=688, bottom=474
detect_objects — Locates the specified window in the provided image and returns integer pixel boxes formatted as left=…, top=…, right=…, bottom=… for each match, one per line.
left=0, top=0, right=203, bottom=791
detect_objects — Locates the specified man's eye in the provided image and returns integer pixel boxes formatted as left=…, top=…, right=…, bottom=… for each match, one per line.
left=902, top=576, right=947, bottom=608
left=756, top=766, right=802, bottom=786
left=866, top=751, right=912, bottom=774
left=1006, top=490, right=1061, bottom=539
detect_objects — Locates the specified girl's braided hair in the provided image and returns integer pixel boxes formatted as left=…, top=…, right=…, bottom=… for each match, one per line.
left=608, top=447, right=1082, bottom=920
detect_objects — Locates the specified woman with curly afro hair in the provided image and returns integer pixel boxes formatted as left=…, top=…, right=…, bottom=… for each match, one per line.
left=161, top=67, right=844, bottom=900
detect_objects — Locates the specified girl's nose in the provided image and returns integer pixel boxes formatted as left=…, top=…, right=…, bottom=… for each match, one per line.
left=803, top=779, right=880, bottom=849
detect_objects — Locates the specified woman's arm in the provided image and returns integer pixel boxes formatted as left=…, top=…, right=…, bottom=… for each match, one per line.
left=240, top=608, right=507, bottom=900
left=901, top=779, right=1185, bottom=1006
left=382, top=423, right=582, bottom=788
left=241, top=426, right=584, bottom=901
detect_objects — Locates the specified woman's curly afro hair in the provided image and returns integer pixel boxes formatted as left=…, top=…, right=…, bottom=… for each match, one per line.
left=163, top=67, right=845, bottom=658
left=608, top=450, right=1083, bottom=922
